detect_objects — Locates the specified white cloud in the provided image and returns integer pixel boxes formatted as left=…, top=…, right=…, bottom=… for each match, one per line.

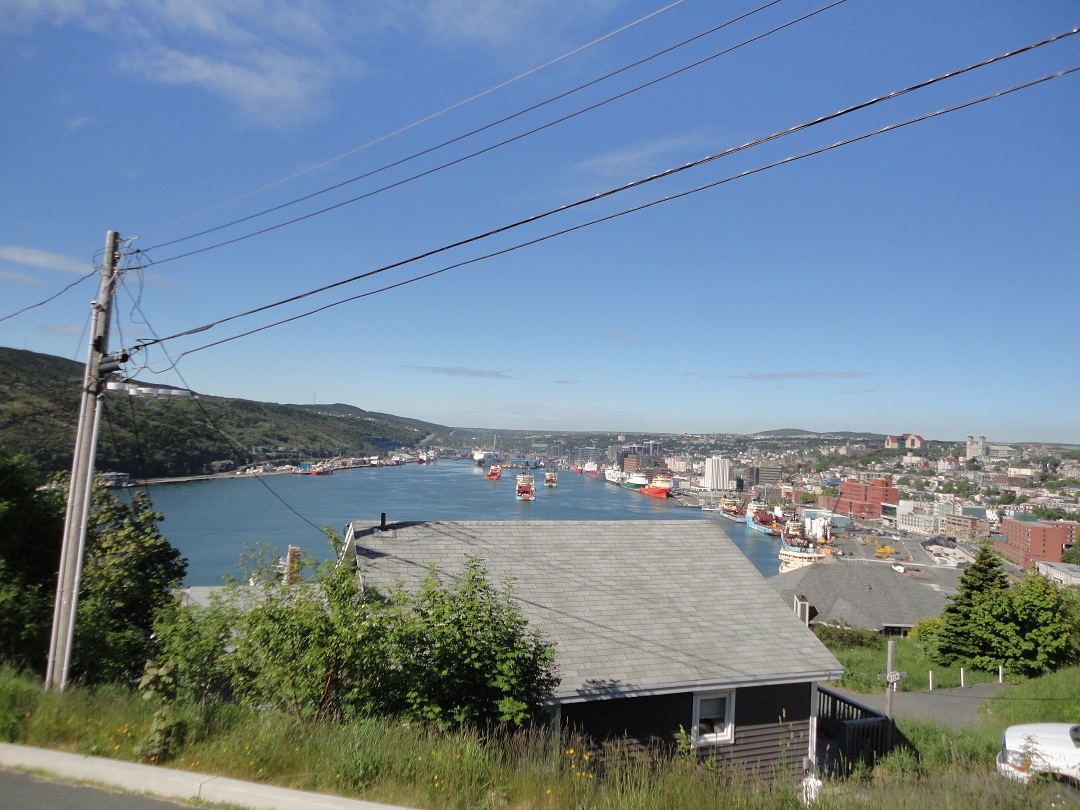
left=40, top=323, right=85, bottom=335
left=738, top=371, right=873, bottom=381
left=0, top=246, right=88, bottom=274
left=402, top=364, right=512, bottom=379
left=0, top=269, right=46, bottom=285
left=603, top=328, right=640, bottom=346
left=3, top=0, right=625, bottom=126
left=571, top=132, right=714, bottom=186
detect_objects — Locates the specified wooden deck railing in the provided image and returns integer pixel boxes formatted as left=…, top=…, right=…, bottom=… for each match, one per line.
left=817, top=686, right=893, bottom=769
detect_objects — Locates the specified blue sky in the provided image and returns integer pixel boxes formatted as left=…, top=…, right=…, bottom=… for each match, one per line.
left=2, top=1, right=1078, bottom=443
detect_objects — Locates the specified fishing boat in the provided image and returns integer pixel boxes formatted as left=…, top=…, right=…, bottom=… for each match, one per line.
left=778, top=519, right=826, bottom=574
left=544, top=470, right=558, bottom=487
left=746, top=507, right=781, bottom=536
left=620, top=472, right=649, bottom=491
left=717, top=496, right=746, bottom=523
left=485, top=464, right=502, bottom=481
left=640, top=474, right=672, bottom=498
left=700, top=503, right=721, bottom=512
left=515, top=473, right=535, bottom=501
left=573, top=465, right=584, bottom=474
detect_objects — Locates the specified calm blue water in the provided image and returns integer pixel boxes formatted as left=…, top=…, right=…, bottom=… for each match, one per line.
left=142, top=461, right=781, bottom=585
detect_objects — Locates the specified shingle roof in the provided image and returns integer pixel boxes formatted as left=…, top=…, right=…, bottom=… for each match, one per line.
left=346, top=519, right=842, bottom=702
left=771, top=562, right=945, bottom=631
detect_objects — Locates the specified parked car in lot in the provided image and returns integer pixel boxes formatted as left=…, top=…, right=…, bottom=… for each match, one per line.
left=997, top=723, right=1080, bottom=784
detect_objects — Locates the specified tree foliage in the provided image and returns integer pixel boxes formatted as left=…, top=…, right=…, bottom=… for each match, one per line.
left=72, top=488, right=187, bottom=684
left=0, top=449, right=64, bottom=671
left=154, top=540, right=558, bottom=730
left=929, top=542, right=1078, bottom=675
left=930, top=542, right=1010, bottom=666
left=1062, top=543, right=1080, bottom=566
left=0, top=446, right=187, bottom=682
left=388, top=558, right=559, bottom=728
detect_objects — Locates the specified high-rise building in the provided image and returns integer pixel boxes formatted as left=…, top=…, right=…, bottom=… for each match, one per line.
left=704, top=457, right=733, bottom=490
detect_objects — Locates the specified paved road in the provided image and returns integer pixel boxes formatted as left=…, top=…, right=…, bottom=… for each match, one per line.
left=0, top=743, right=405, bottom=810
left=830, top=682, right=1010, bottom=729
left=0, top=768, right=195, bottom=809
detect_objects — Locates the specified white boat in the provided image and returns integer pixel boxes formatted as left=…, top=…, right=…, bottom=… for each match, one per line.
left=778, top=520, right=826, bottom=574
left=604, top=468, right=627, bottom=485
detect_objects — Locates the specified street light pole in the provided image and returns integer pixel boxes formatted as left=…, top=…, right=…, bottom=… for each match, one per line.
left=45, top=230, right=122, bottom=690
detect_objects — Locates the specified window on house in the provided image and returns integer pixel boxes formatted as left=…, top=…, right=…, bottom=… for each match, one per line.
left=692, top=690, right=734, bottom=747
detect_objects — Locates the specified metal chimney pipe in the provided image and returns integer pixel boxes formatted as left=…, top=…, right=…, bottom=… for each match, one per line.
left=380, top=512, right=386, bottom=530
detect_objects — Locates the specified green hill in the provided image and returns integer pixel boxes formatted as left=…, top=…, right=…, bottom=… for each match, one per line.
left=0, top=347, right=450, bottom=478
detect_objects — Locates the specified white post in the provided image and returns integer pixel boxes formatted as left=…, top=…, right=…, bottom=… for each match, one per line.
left=928, top=671, right=933, bottom=691
left=960, top=667, right=965, bottom=688
left=998, top=665, right=1003, bottom=683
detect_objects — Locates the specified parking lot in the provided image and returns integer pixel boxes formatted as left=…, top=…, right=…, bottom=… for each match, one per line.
left=825, top=524, right=968, bottom=594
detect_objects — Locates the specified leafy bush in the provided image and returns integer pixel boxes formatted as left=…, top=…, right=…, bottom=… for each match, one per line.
left=154, top=537, right=558, bottom=730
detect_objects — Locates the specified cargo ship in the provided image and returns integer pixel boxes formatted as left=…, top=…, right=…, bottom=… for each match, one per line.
left=583, top=461, right=605, bottom=480
left=640, top=474, right=672, bottom=498
left=620, top=472, right=649, bottom=491
left=604, top=467, right=627, bottom=485
left=515, top=473, right=535, bottom=501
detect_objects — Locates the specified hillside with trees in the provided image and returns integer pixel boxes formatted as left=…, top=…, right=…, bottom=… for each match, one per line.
left=0, top=348, right=454, bottom=478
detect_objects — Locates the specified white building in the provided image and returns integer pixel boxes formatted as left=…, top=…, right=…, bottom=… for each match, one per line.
left=704, top=457, right=733, bottom=491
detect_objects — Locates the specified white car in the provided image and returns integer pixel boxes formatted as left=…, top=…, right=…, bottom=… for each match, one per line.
left=997, top=723, right=1080, bottom=784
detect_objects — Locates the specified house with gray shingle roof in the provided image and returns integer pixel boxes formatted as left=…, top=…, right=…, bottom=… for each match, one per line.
left=344, top=518, right=843, bottom=779
left=771, top=562, right=946, bottom=635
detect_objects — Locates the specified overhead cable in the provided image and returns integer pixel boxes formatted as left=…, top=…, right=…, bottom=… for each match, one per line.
left=155, top=65, right=1080, bottom=361
left=0, top=270, right=98, bottom=324
left=131, top=0, right=690, bottom=241
left=130, top=29, right=1079, bottom=354
left=137, top=0, right=845, bottom=265
left=140, top=0, right=789, bottom=253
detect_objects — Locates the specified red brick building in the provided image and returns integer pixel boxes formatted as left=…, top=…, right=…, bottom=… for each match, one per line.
left=995, top=518, right=1080, bottom=568
left=822, top=478, right=898, bottom=520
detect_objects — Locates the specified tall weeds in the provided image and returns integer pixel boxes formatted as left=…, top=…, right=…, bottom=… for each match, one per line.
left=1, top=665, right=1077, bottom=809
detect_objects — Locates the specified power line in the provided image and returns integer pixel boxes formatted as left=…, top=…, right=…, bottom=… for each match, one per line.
left=131, top=0, right=691, bottom=242
left=0, top=270, right=98, bottom=324
left=118, top=292, right=324, bottom=535
left=130, top=30, right=1079, bottom=355
left=136, top=0, right=846, bottom=266
left=156, top=65, right=1080, bottom=362
left=139, top=0, right=789, bottom=254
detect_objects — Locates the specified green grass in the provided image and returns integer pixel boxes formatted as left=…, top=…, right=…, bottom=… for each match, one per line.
left=2, top=665, right=1079, bottom=809
left=816, top=629, right=1004, bottom=693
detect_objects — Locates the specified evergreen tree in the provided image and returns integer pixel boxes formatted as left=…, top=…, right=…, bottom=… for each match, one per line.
left=930, top=541, right=1009, bottom=666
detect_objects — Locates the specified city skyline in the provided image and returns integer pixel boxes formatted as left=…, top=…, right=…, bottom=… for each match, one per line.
left=2, top=1, right=1078, bottom=442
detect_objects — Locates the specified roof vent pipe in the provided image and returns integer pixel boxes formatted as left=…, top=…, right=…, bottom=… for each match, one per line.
left=380, top=512, right=387, bottom=530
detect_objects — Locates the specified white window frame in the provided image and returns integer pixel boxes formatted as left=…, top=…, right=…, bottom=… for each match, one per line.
left=691, top=689, right=735, bottom=747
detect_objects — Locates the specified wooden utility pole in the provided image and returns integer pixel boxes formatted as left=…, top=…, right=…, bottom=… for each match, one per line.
left=45, top=231, right=123, bottom=690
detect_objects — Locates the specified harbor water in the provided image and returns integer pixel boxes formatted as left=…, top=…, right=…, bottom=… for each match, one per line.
left=142, top=461, right=783, bottom=585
